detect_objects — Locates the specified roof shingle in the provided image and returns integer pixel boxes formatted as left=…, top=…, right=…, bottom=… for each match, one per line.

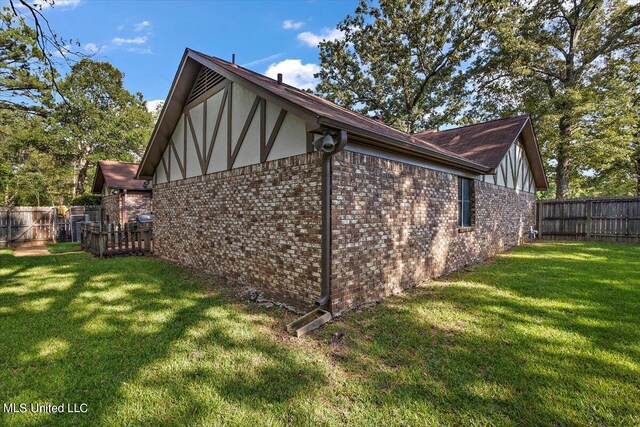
left=93, top=161, right=152, bottom=193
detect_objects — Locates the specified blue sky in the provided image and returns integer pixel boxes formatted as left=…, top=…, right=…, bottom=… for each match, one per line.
left=26, top=0, right=355, bottom=108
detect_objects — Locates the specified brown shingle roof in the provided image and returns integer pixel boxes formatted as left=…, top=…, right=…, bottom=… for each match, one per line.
left=137, top=48, right=547, bottom=189
left=93, top=160, right=152, bottom=193
left=191, top=51, right=487, bottom=170
left=414, top=115, right=530, bottom=169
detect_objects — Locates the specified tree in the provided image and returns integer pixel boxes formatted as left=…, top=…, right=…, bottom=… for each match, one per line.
left=581, top=44, right=640, bottom=196
left=0, top=110, right=68, bottom=206
left=6, top=1, right=83, bottom=97
left=315, top=0, right=499, bottom=133
left=473, top=0, right=640, bottom=198
left=0, top=7, right=53, bottom=116
left=56, top=59, right=154, bottom=195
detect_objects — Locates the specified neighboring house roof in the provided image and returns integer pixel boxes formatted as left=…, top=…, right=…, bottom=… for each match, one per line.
left=92, top=160, right=152, bottom=193
left=138, top=48, right=547, bottom=190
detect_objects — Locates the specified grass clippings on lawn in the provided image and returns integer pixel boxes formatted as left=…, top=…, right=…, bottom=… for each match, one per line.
left=0, top=241, right=638, bottom=426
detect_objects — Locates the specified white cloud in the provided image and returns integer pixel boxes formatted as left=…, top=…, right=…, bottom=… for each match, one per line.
left=265, top=59, right=320, bottom=90
left=146, top=99, right=164, bottom=113
left=242, top=52, right=284, bottom=68
left=283, top=19, right=304, bottom=30
left=112, top=36, right=147, bottom=45
left=52, top=44, right=71, bottom=58
left=134, top=20, right=151, bottom=32
left=84, top=42, right=99, bottom=54
left=297, top=28, right=344, bottom=47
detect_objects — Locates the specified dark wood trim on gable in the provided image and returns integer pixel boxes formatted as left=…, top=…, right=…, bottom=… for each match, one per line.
left=183, top=80, right=228, bottom=113
left=259, top=98, right=266, bottom=162
left=167, top=141, right=172, bottom=180
left=202, top=98, right=207, bottom=167
left=183, top=118, right=187, bottom=176
left=169, top=136, right=186, bottom=179
left=228, top=94, right=260, bottom=169
left=187, top=111, right=206, bottom=174
left=262, top=109, right=287, bottom=163
left=206, top=85, right=229, bottom=170
left=160, top=155, right=169, bottom=181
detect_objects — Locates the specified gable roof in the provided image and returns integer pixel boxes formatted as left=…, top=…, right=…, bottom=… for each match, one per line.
left=92, top=160, right=152, bottom=193
left=137, top=48, right=547, bottom=190
left=415, top=115, right=529, bottom=168
left=137, top=49, right=490, bottom=179
left=415, top=115, right=548, bottom=189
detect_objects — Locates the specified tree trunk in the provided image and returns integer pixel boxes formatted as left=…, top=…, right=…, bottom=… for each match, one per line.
left=75, top=161, right=90, bottom=196
left=555, top=115, right=572, bottom=199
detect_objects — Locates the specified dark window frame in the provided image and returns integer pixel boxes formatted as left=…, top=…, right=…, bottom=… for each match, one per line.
left=458, top=177, right=474, bottom=228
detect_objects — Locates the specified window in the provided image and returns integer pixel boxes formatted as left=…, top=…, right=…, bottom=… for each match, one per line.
left=458, top=177, right=473, bottom=227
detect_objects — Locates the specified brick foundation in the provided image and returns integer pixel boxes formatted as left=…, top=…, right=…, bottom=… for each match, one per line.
left=153, top=152, right=323, bottom=310
left=330, top=150, right=536, bottom=315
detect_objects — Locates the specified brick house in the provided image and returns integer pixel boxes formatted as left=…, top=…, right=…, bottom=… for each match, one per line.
left=136, top=49, right=547, bottom=317
left=92, top=160, right=153, bottom=225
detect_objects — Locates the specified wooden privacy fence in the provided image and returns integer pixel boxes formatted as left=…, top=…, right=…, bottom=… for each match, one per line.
left=538, top=196, right=640, bottom=243
left=0, top=206, right=100, bottom=247
left=80, top=222, right=153, bottom=257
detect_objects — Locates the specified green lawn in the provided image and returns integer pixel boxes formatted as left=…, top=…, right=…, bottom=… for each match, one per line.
left=47, top=242, right=81, bottom=254
left=0, top=242, right=638, bottom=426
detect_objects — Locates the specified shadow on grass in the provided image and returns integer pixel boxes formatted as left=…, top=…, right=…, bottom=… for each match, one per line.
left=0, top=250, right=326, bottom=426
left=318, top=242, right=640, bottom=426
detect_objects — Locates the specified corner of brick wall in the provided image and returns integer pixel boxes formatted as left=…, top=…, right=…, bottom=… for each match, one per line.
left=153, top=152, right=323, bottom=311
left=101, top=195, right=119, bottom=225
left=329, top=150, right=536, bottom=316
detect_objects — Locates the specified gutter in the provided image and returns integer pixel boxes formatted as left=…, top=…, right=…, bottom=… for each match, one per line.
left=318, top=118, right=491, bottom=175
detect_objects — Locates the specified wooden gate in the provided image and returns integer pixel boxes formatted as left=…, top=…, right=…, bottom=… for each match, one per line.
left=0, top=206, right=101, bottom=247
left=0, top=207, right=56, bottom=247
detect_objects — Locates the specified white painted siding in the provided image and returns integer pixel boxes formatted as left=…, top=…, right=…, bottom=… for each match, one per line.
left=154, top=73, right=308, bottom=184
left=478, top=140, right=536, bottom=193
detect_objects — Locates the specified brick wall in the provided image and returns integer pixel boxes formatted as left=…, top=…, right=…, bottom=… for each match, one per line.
left=124, top=192, right=152, bottom=223
left=153, top=152, right=323, bottom=310
left=102, top=194, right=120, bottom=225
left=330, top=150, right=536, bottom=315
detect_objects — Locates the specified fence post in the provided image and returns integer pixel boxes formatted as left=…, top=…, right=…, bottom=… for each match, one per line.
left=537, top=201, right=543, bottom=239
left=6, top=207, right=11, bottom=244
left=98, top=224, right=103, bottom=258
left=52, top=207, right=57, bottom=243
left=585, top=200, right=592, bottom=240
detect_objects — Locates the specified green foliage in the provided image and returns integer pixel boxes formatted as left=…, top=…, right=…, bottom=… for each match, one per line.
left=0, top=7, right=53, bottom=116
left=472, top=0, right=640, bottom=198
left=54, top=59, right=155, bottom=196
left=69, top=193, right=101, bottom=206
left=316, top=0, right=500, bottom=133
left=0, top=111, right=71, bottom=206
left=0, top=242, right=638, bottom=425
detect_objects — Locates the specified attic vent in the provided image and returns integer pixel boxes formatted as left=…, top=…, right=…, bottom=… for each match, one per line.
left=187, top=66, right=225, bottom=104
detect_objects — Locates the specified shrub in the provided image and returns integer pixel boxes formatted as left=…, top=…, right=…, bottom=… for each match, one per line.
left=70, top=194, right=102, bottom=206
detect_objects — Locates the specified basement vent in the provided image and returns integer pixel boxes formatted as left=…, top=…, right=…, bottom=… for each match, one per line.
left=187, top=66, right=225, bottom=104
